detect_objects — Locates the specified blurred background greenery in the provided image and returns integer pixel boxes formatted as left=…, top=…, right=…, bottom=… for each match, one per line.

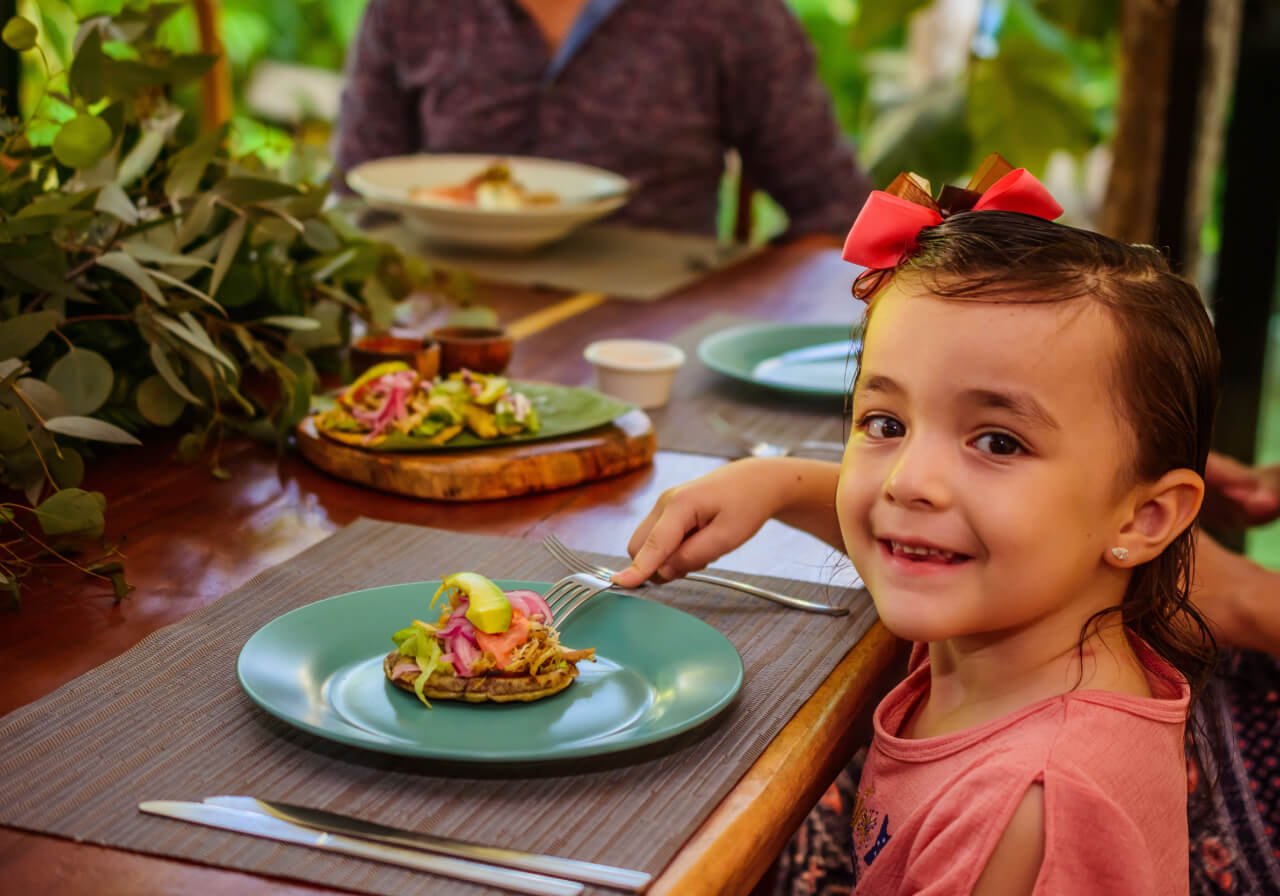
left=17, top=0, right=1122, bottom=227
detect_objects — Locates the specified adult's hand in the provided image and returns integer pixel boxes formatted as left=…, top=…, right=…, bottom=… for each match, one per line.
left=1192, top=530, right=1280, bottom=655
left=1202, top=451, right=1280, bottom=529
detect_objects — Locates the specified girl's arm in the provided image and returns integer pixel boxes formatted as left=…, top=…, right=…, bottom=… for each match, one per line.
left=972, top=785, right=1045, bottom=896
left=611, top=457, right=842, bottom=587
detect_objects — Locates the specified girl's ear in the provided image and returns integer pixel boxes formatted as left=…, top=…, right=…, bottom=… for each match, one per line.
left=1107, top=469, right=1205, bottom=567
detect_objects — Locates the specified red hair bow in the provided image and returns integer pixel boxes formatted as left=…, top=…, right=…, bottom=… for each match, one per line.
left=841, top=154, right=1063, bottom=274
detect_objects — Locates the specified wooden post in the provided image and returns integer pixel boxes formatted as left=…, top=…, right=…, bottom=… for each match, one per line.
left=1210, top=0, right=1280, bottom=474
left=1101, top=0, right=1240, bottom=277
left=193, top=0, right=232, bottom=130
left=1100, top=0, right=1177, bottom=245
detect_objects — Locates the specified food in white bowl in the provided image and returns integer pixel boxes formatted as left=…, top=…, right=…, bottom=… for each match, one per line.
left=409, top=160, right=559, bottom=209
left=348, top=153, right=630, bottom=251
left=583, top=339, right=686, bottom=409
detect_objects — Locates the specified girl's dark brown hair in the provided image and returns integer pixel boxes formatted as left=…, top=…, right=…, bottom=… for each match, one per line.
left=856, top=210, right=1220, bottom=709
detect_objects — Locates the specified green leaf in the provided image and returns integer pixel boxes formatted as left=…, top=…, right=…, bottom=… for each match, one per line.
left=154, top=313, right=236, bottom=374
left=47, top=445, right=85, bottom=489
left=209, top=215, right=247, bottom=299
left=965, top=0, right=1097, bottom=176
left=849, top=0, right=931, bottom=50
left=52, top=115, right=114, bottom=170
left=2, top=16, right=37, bottom=51
left=164, top=53, right=219, bottom=86
left=0, top=311, right=62, bottom=360
left=311, top=247, right=359, bottom=284
left=135, top=374, right=185, bottom=426
left=1, top=257, right=92, bottom=303
left=45, top=348, right=113, bottom=415
left=69, top=26, right=107, bottom=104
left=35, top=488, right=106, bottom=538
left=277, top=352, right=316, bottom=436
left=16, top=189, right=95, bottom=220
left=371, top=381, right=632, bottom=452
left=13, top=378, right=70, bottom=420
left=177, top=430, right=206, bottom=463
left=1, top=442, right=44, bottom=492
left=96, top=252, right=166, bottom=305
left=258, top=316, right=320, bottom=331
left=149, top=342, right=203, bottom=406
left=213, top=177, right=302, bottom=206
left=43, top=415, right=142, bottom=445
left=164, top=123, right=226, bottom=203
left=302, top=219, right=341, bottom=252
left=288, top=300, right=344, bottom=351
left=361, top=276, right=397, bottom=332
left=177, top=192, right=217, bottom=247
left=117, top=109, right=180, bottom=186
left=147, top=268, right=224, bottom=313
left=0, top=405, right=27, bottom=451
left=213, top=262, right=264, bottom=308
left=94, top=182, right=139, bottom=224
left=121, top=242, right=213, bottom=271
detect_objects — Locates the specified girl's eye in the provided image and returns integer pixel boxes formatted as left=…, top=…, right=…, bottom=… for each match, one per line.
left=973, top=432, right=1024, bottom=456
left=861, top=414, right=905, bottom=439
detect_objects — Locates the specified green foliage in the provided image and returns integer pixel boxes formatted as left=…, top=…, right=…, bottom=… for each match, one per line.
left=790, top=0, right=1118, bottom=187
left=0, top=6, right=444, bottom=606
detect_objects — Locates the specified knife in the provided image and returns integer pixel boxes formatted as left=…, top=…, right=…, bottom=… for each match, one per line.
left=759, top=338, right=860, bottom=368
left=205, top=795, right=652, bottom=893
left=140, top=801, right=583, bottom=896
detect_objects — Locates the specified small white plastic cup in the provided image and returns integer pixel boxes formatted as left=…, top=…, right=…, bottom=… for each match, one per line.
left=583, top=339, right=686, bottom=409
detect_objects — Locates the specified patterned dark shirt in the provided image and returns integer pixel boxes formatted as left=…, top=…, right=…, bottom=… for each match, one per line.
left=334, top=0, right=872, bottom=237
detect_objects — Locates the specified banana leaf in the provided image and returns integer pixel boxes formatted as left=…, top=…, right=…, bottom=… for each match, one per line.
left=314, top=381, right=633, bottom=452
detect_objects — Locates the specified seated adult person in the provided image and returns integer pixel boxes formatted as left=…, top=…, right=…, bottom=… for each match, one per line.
left=333, top=0, right=873, bottom=244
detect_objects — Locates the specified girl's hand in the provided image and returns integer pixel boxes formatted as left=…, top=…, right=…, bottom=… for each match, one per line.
left=611, top=458, right=843, bottom=587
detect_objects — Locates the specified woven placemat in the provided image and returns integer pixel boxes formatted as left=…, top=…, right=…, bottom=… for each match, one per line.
left=0, top=520, right=876, bottom=896
left=369, top=217, right=761, bottom=302
left=649, top=313, right=854, bottom=457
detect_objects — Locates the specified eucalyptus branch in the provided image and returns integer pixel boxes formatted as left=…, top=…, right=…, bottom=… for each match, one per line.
left=0, top=512, right=113, bottom=582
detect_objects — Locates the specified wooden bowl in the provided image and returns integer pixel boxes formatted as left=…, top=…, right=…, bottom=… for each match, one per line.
left=350, top=335, right=441, bottom=380
left=430, top=326, right=514, bottom=375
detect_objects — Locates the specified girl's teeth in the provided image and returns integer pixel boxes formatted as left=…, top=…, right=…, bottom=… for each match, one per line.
left=892, top=542, right=957, bottom=561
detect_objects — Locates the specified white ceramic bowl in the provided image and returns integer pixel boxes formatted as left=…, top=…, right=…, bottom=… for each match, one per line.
left=347, top=154, right=630, bottom=252
left=583, top=339, right=686, bottom=409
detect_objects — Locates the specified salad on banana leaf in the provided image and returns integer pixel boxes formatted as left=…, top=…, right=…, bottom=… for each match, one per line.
left=316, top=363, right=540, bottom=448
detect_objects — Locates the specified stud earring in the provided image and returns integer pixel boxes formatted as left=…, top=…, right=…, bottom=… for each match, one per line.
left=1110, top=547, right=1130, bottom=561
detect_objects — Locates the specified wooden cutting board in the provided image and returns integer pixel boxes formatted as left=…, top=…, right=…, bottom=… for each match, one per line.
left=294, top=409, right=655, bottom=501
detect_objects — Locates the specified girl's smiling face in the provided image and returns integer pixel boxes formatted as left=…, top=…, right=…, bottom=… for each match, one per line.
left=838, top=284, right=1137, bottom=646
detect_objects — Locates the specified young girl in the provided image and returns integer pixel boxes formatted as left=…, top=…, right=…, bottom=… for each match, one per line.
left=613, top=169, right=1220, bottom=894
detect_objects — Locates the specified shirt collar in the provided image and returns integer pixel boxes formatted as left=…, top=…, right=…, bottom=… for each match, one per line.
left=544, top=0, right=625, bottom=83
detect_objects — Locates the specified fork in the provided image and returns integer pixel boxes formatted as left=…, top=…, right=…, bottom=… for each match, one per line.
left=704, top=412, right=845, bottom=458
left=542, top=571, right=612, bottom=627
left=543, top=534, right=848, bottom=616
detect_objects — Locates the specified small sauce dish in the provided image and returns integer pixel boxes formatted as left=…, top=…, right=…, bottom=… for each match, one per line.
left=430, top=326, right=515, bottom=375
left=583, top=339, right=686, bottom=409
left=350, top=335, right=441, bottom=381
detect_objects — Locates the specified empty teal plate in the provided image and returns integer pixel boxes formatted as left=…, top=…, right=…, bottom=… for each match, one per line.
left=697, top=322, right=861, bottom=398
left=237, top=580, right=744, bottom=763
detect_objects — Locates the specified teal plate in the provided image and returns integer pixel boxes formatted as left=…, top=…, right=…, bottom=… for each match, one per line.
left=237, top=580, right=744, bottom=763
left=697, top=323, right=861, bottom=398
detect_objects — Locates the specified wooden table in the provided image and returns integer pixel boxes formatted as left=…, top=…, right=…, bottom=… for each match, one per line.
left=0, top=245, right=906, bottom=895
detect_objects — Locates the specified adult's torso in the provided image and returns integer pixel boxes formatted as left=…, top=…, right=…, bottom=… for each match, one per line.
left=373, top=0, right=737, bottom=233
